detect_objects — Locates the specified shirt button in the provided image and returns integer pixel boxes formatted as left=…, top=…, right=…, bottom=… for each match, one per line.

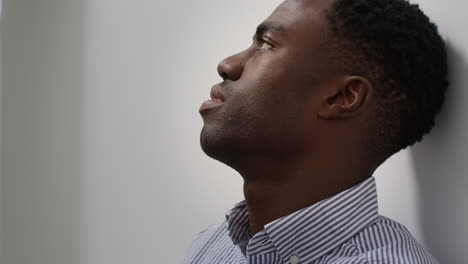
left=289, top=254, right=300, bottom=264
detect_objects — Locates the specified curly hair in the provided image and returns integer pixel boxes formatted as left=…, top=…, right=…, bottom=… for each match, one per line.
left=325, top=0, right=449, bottom=159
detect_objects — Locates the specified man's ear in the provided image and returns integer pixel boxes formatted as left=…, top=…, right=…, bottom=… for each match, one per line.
left=317, top=76, right=373, bottom=120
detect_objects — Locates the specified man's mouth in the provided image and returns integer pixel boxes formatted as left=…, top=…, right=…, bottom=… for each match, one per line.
left=199, top=99, right=225, bottom=114
left=210, top=84, right=226, bottom=102
left=199, top=84, right=226, bottom=114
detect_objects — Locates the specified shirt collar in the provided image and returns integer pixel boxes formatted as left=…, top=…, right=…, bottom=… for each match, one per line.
left=225, top=177, right=379, bottom=263
left=225, top=200, right=251, bottom=245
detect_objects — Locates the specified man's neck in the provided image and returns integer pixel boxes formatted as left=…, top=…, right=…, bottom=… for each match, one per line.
left=240, top=158, right=373, bottom=236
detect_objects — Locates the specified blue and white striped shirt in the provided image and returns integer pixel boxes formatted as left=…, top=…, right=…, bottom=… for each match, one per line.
left=184, top=177, right=438, bottom=264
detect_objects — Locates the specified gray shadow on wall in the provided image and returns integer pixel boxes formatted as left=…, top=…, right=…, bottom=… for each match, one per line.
left=1, top=1, right=85, bottom=264
left=410, top=42, right=468, bottom=263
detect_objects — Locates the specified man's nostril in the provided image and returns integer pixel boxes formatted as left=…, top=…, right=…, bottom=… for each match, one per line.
left=221, top=72, right=229, bottom=80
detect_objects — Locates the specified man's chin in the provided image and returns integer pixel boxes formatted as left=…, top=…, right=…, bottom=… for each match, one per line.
left=199, top=128, right=238, bottom=165
left=200, top=130, right=224, bottom=159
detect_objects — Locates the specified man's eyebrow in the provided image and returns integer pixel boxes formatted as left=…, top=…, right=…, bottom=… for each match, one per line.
left=255, top=22, right=285, bottom=37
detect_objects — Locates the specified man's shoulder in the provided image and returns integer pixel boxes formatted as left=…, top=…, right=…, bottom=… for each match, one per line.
left=348, top=215, right=439, bottom=264
left=183, top=220, right=230, bottom=263
left=194, top=220, right=226, bottom=240
left=186, top=219, right=226, bottom=247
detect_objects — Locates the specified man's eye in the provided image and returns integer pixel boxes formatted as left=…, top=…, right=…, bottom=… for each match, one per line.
left=259, top=41, right=273, bottom=50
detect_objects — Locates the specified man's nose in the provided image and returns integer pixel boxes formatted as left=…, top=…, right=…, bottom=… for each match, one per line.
left=217, top=53, right=244, bottom=81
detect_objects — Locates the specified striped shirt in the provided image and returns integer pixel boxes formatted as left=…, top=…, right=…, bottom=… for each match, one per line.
left=183, top=177, right=438, bottom=264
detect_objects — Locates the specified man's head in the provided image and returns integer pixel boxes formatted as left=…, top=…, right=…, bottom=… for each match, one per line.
left=326, top=0, right=449, bottom=160
left=199, top=0, right=448, bottom=174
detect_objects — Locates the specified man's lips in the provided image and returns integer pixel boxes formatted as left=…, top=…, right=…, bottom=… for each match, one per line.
left=210, top=84, right=226, bottom=101
left=199, top=84, right=226, bottom=114
left=199, top=99, right=224, bottom=114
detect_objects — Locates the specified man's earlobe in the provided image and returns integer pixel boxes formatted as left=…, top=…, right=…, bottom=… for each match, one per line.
left=317, top=76, right=372, bottom=120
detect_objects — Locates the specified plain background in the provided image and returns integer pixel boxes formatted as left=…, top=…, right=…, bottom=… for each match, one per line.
left=1, top=0, right=467, bottom=263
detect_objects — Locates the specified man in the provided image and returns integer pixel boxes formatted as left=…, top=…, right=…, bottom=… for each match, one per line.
left=185, top=0, right=448, bottom=263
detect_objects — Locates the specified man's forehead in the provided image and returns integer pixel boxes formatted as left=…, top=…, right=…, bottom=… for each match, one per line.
left=285, top=0, right=336, bottom=10
left=262, top=0, right=333, bottom=34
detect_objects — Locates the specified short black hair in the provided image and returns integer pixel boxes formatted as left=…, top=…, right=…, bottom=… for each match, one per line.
left=325, top=0, right=449, bottom=159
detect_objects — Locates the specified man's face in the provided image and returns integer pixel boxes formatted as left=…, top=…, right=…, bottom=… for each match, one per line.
left=200, top=0, right=336, bottom=166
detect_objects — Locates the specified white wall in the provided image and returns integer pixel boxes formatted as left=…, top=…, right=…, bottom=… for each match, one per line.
left=0, top=34, right=2, bottom=264
left=1, top=0, right=466, bottom=264
left=2, top=1, right=83, bottom=264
